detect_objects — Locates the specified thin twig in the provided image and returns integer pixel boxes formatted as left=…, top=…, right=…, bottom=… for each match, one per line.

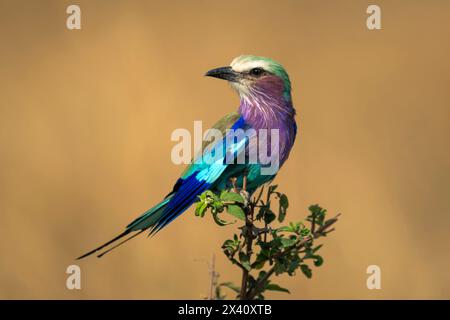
left=311, top=213, right=316, bottom=234
left=208, top=253, right=217, bottom=300
left=239, top=174, right=253, bottom=300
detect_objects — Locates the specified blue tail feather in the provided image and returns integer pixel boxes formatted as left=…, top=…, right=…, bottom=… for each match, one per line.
left=77, top=195, right=176, bottom=259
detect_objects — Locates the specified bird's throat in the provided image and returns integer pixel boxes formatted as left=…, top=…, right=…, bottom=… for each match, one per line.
left=238, top=92, right=295, bottom=130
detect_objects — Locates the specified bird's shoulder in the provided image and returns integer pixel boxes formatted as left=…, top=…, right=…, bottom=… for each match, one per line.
left=178, top=112, right=242, bottom=179
left=210, top=111, right=241, bottom=133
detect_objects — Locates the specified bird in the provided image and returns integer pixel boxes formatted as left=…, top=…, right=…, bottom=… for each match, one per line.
left=77, top=55, right=297, bottom=259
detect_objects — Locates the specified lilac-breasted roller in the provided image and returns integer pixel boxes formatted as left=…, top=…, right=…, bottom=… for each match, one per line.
left=77, top=55, right=297, bottom=259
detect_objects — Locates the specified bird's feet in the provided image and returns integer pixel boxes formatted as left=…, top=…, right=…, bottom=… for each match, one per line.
left=240, top=189, right=250, bottom=207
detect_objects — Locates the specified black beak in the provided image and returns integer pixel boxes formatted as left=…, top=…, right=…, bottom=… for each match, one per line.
left=205, top=66, right=239, bottom=82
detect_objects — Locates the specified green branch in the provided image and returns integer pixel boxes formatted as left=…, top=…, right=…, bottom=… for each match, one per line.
left=194, top=183, right=341, bottom=300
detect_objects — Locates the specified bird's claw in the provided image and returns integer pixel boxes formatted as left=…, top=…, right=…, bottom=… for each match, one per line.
left=240, top=190, right=250, bottom=207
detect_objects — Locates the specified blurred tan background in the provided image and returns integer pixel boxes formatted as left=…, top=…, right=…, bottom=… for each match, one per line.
left=1, top=0, right=449, bottom=299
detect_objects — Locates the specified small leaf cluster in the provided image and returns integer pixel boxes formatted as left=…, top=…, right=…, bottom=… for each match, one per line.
left=194, top=185, right=339, bottom=300
left=195, top=190, right=245, bottom=226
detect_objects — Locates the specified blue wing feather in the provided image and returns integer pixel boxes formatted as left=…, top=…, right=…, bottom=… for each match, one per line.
left=77, top=115, right=253, bottom=258
left=149, top=115, right=248, bottom=234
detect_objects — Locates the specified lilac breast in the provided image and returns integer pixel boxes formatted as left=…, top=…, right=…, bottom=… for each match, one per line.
left=238, top=76, right=297, bottom=167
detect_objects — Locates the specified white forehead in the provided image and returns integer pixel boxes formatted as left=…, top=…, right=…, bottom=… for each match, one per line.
left=230, top=56, right=271, bottom=73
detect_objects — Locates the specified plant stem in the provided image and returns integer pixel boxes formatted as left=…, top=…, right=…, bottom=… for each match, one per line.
left=239, top=175, right=253, bottom=300
left=208, top=253, right=217, bottom=300
left=239, top=206, right=254, bottom=299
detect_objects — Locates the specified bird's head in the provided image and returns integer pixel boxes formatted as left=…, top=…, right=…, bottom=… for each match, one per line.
left=205, top=55, right=292, bottom=102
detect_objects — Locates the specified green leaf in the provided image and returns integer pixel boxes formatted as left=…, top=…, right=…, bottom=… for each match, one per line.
left=274, top=261, right=286, bottom=275
left=226, top=204, right=245, bottom=221
left=239, top=252, right=248, bottom=261
left=280, top=237, right=297, bottom=248
left=204, top=190, right=217, bottom=201
left=300, top=264, right=312, bottom=278
left=300, top=227, right=310, bottom=237
left=256, top=206, right=267, bottom=221
left=239, top=252, right=251, bottom=271
left=278, top=194, right=289, bottom=222
left=220, top=191, right=245, bottom=204
left=241, top=262, right=252, bottom=272
left=268, top=185, right=278, bottom=194
left=255, top=271, right=267, bottom=281
left=312, top=244, right=323, bottom=253
left=265, top=283, right=290, bottom=294
left=253, top=260, right=266, bottom=270
left=307, top=204, right=326, bottom=226
left=215, top=286, right=226, bottom=300
left=313, top=255, right=324, bottom=267
left=288, top=257, right=301, bottom=274
left=279, top=193, right=289, bottom=208
left=195, top=201, right=208, bottom=217
left=253, top=249, right=269, bottom=269
left=212, top=210, right=233, bottom=226
left=277, top=226, right=292, bottom=232
left=222, top=239, right=234, bottom=249
left=304, top=247, right=323, bottom=265
left=212, top=200, right=224, bottom=212
left=263, top=210, right=276, bottom=224
left=219, top=282, right=240, bottom=293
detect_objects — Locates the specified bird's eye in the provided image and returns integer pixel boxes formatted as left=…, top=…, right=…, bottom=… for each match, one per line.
left=249, top=67, right=264, bottom=77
